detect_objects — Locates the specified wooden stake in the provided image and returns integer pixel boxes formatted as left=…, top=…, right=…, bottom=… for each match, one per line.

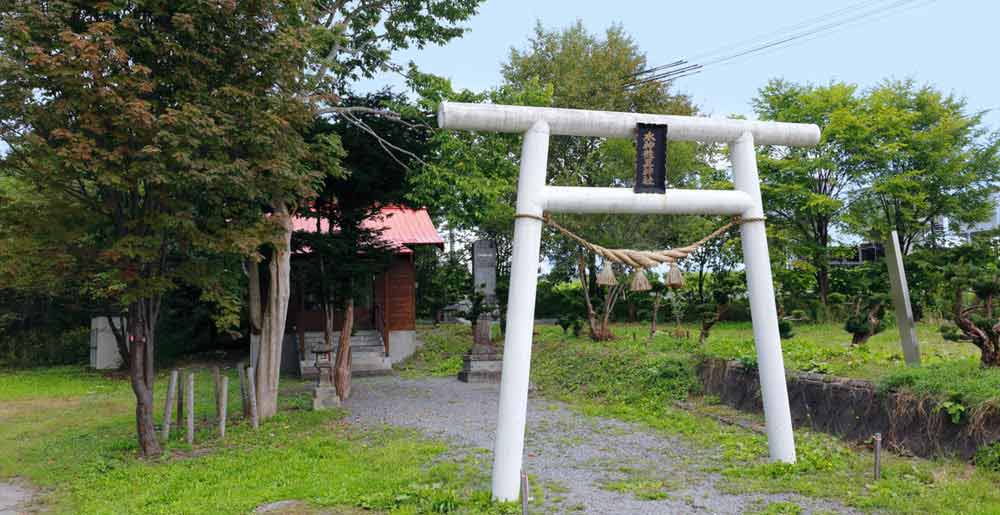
left=212, top=366, right=221, bottom=419
left=185, top=372, right=195, bottom=445
left=176, top=368, right=185, bottom=427
left=237, top=362, right=249, bottom=418
left=874, top=433, right=882, bottom=480
left=218, top=376, right=228, bottom=439
left=520, top=471, right=529, bottom=514
left=246, top=366, right=259, bottom=429
left=162, top=369, right=178, bottom=441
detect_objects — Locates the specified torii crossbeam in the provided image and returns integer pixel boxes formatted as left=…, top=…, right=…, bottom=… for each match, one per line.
left=437, top=101, right=821, bottom=501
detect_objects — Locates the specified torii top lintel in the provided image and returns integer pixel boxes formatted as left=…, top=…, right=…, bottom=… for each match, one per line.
left=437, top=101, right=820, bottom=147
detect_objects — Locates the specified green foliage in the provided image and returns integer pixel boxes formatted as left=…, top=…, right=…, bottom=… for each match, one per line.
left=398, top=325, right=474, bottom=377
left=843, top=80, right=1000, bottom=251
left=778, top=319, right=795, bottom=340
left=974, top=441, right=1000, bottom=473
left=880, top=358, right=1000, bottom=409
left=940, top=323, right=963, bottom=342
left=695, top=321, right=1000, bottom=411
left=415, top=246, right=471, bottom=319
left=0, top=326, right=89, bottom=369
left=936, top=400, right=968, bottom=425
left=531, top=326, right=701, bottom=407
left=929, top=235, right=1000, bottom=365
left=755, top=80, right=864, bottom=304
left=842, top=301, right=886, bottom=339
left=0, top=0, right=317, bottom=311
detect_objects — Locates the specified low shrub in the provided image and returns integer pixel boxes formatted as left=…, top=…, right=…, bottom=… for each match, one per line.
left=0, top=326, right=90, bottom=368
left=975, top=441, right=1000, bottom=472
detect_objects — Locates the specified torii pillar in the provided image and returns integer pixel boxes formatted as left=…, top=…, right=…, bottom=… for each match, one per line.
left=438, top=102, right=820, bottom=501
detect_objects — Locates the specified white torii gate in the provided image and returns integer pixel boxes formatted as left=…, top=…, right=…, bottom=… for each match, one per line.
left=437, top=101, right=821, bottom=501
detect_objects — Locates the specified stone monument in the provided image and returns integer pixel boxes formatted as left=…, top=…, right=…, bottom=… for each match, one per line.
left=458, top=240, right=503, bottom=383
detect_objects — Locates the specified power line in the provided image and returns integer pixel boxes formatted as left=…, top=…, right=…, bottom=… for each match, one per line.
left=683, top=0, right=892, bottom=65
left=629, top=0, right=938, bottom=88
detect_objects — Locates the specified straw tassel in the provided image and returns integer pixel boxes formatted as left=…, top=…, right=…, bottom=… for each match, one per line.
left=666, top=263, right=684, bottom=289
left=596, top=262, right=618, bottom=287
left=630, top=269, right=651, bottom=292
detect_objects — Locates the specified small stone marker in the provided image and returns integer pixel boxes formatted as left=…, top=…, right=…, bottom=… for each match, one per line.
left=185, top=372, right=195, bottom=445
left=885, top=231, right=920, bottom=366
left=472, top=240, right=498, bottom=305
left=459, top=241, right=503, bottom=383
left=312, top=345, right=340, bottom=410
left=162, top=369, right=179, bottom=441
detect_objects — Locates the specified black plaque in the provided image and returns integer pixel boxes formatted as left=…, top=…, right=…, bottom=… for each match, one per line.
left=634, top=123, right=668, bottom=194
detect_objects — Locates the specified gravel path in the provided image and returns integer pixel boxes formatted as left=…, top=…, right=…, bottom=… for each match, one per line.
left=344, top=376, right=859, bottom=515
left=0, top=480, right=33, bottom=515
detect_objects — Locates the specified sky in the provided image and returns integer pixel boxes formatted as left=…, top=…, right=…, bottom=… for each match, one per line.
left=358, top=0, right=1000, bottom=129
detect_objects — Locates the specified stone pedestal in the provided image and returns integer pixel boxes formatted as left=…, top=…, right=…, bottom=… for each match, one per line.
left=312, top=385, right=340, bottom=410
left=458, top=350, right=503, bottom=383
left=458, top=314, right=503, bottom=383
left=312, top=347, right=339, bottom=410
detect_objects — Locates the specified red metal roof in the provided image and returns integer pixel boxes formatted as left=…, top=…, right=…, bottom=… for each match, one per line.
left=292, top=206, right=443, bottom=254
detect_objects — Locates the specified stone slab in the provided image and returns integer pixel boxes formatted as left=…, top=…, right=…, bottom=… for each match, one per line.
left=458, top=352, right=503, bottom=383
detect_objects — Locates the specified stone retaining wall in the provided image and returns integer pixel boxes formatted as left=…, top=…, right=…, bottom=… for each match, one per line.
left=698, top=358, right=1000, bottom=458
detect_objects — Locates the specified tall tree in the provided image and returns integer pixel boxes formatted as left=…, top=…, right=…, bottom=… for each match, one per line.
left=406, top=70, right=553, bottom=329
left=844, top=79, right=1000, bottom=252
left=0, top=1, right=314, bottom=455
left=753, top=80, right=863, bottom=306
left=502, top=22, right=712, bottom=339
left=294, top=90, right=425, bottom=400
left=243, top=0, right=484, bottom=417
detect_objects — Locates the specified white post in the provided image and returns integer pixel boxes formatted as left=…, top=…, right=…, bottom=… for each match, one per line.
left=885, top=230, right=921, bottom=366
left=492, top=120, right=550, bottom=501
left=731, top=132, right=796, bottom=463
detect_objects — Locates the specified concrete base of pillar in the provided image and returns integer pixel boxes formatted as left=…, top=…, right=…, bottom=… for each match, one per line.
left=458, top=351, right=503, bottom=383
left=312, top=386, right=340, bottom=410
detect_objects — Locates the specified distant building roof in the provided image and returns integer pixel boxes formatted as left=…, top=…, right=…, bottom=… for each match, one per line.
left=292, top=205, right=444, bottom=254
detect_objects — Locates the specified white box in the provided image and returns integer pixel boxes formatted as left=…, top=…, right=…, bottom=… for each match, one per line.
left=90, top=317, right=126, bottom=370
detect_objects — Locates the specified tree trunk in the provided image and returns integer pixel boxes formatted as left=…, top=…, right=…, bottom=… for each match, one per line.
left=335, top=298, right=353, bottom=401
left=699, top=304, right=725, bottom=345
left=816, top=264, right=829, bottom=307
left=577, top=255, right=600, bottom=339
left=650, top=293, right=661, bottom=336
left=127, top=298, right=161, bottom=458
left=596, top=285, right=623, bottom=341
left=851, top=331, right=873, bottom=346
left=255, top=201, right=293, bottom=420
left=981, top=335, right=1000, bottom=367
left=850, top=303, right=882, bottom=346
left=322, top=301, right=336, bottom=385
left=952, top=290, right=1000, bottom=367
left=247, top=258, right=262, bottom=335
left=106, top=315, right=130, bottom=369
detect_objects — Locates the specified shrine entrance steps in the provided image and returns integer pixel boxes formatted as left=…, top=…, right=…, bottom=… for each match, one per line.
left=301, top=330, right=393, bottom=378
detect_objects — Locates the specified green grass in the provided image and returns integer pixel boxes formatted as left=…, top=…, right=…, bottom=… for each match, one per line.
left=411, top=322, right=1000, bottom=515
left=0, top=365, right=131, bottom=400
left=397, top=324, right=472, bottom=378
left=0, top=366, right=516, bottom=514
left=693, top=320, right=1000, bottom=410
